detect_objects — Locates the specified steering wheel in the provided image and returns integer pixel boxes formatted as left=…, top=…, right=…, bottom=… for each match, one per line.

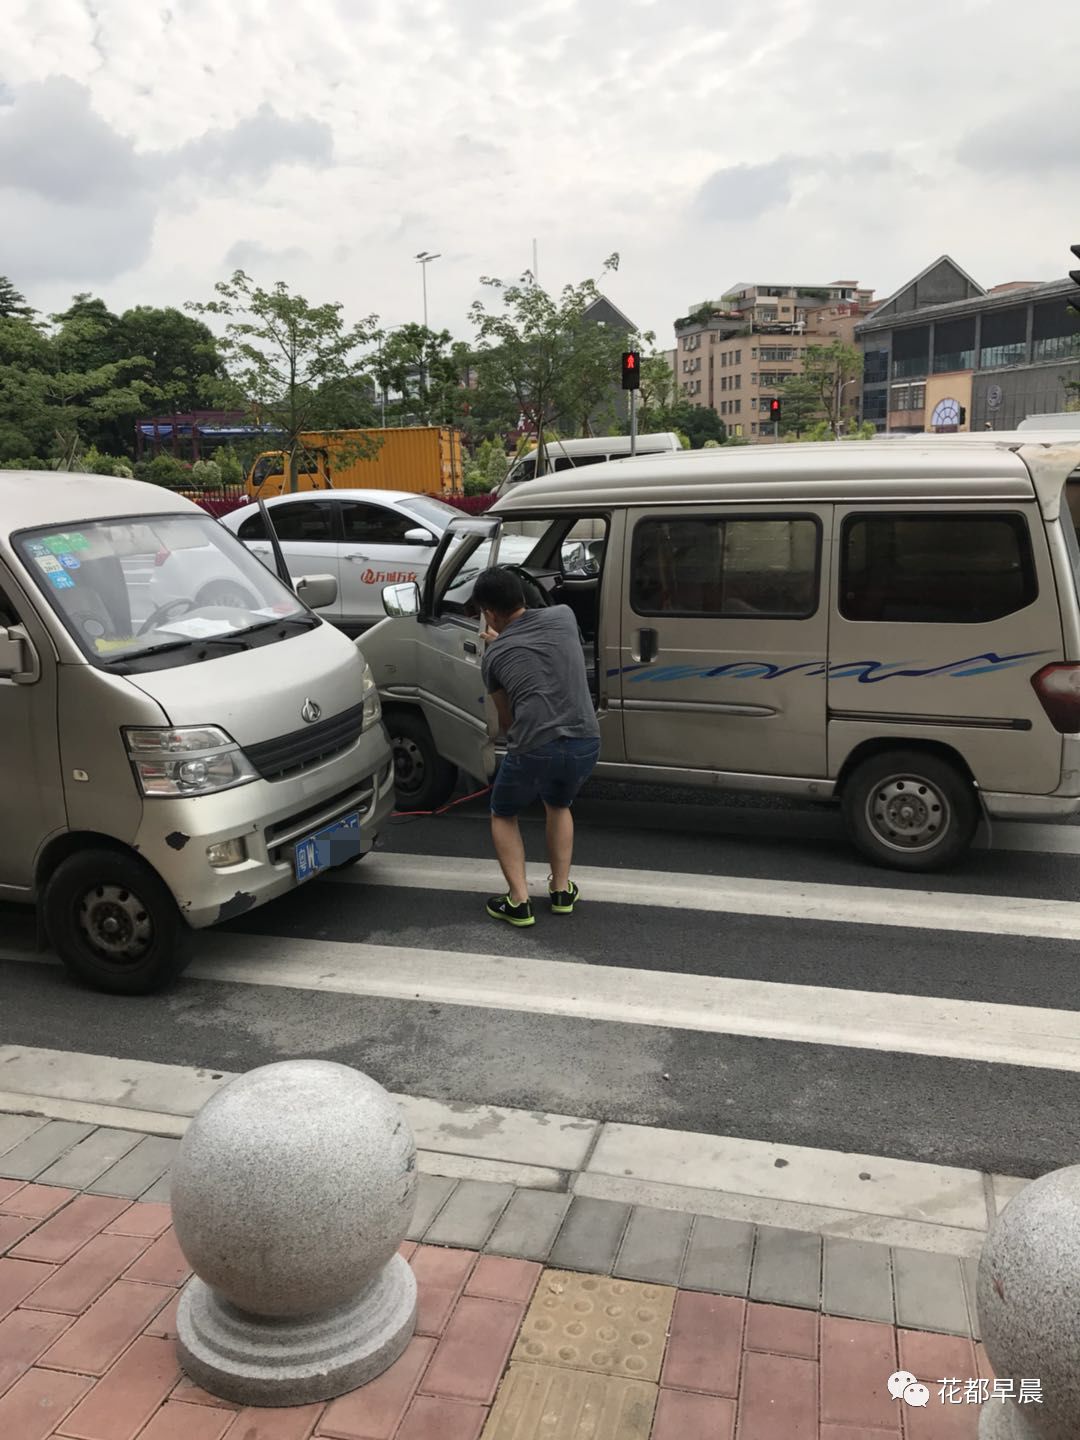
left=502, top=564, right=553, bottom=609
left=136, top=597, right=198, bottom=637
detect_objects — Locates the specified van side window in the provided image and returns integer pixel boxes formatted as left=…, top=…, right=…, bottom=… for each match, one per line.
left=630, top=516, right=819, bottom=618
left=552, top=455, right=605, bottom=472
left=840, top=514, right=1037, bottom=624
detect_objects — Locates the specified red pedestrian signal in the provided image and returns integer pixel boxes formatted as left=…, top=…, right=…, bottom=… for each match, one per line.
left=622, top=351, right=640, bottom=390
left=769, top=398, right=782, bottom=423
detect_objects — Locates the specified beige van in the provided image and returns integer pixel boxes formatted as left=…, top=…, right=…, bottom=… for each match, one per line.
left=0, top=472, right=393, bottom=994
left=361, top=432, right=1080, bottom=871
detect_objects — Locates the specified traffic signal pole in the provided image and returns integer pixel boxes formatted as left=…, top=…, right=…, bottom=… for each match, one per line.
left=630, top=387, right=637, bottom=456
left=622, top=350, right=641, bottom=454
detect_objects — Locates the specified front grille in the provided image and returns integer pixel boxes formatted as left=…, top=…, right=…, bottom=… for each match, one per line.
left=246, top=702, right=365, bottom=781
left=266, top=782, right=375, bottom=848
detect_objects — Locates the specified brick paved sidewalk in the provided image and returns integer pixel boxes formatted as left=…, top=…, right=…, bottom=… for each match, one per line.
left=0, top=1180, right=997, bottom=1440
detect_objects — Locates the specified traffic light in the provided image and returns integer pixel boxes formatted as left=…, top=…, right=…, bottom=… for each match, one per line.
left=769, top=398, right=782, bottom=425
left=1070, top=243, right=1080, bottom=318
left=621, top=351, right=640, bottom=390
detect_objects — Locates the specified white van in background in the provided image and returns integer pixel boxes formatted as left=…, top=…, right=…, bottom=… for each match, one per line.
left=497, top=432, right=682, bottom=495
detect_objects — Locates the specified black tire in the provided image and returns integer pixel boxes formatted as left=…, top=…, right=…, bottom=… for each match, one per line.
left=386, top=709, right=458, bottom=812
left=43, top=849, right=191, bottom=995
left=841, top=749, right=978, bottom=872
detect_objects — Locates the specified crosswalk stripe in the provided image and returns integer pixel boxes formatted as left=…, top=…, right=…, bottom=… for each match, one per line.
left=336, top=851, right=1080, bottom=943
left=5, top=930, right=1077, bottom=1072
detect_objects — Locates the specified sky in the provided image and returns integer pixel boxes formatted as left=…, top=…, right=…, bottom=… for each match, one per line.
left=1, top=0, right=1077, bottom=348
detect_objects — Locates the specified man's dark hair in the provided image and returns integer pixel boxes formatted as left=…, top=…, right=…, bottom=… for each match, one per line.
left=473, top=566, right=525, bottom=615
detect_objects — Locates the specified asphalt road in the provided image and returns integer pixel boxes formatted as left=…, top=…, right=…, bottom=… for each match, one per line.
left=2, top=784, right=1080, bottom=1179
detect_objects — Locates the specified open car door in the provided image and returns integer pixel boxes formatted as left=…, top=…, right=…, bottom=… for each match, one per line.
left=411, top=514, right=502, bottom=786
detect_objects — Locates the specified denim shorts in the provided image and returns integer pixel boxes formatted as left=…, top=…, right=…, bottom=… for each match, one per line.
left=489, top=736, right=601, bottom=818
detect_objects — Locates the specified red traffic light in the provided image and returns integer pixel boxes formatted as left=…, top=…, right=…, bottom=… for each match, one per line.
left=769, top=398, right=781, bottom=415
left=622, top=351, right=641, bottom=390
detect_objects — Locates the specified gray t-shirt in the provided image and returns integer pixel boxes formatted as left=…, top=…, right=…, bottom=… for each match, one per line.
left=481, top=606, right=600, bottom=754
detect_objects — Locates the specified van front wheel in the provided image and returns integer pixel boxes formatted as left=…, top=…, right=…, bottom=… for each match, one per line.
left=387, top=710, right=458, bottom=813
left=43, top=850, right=191, bottom=995
left=842, top=751, right=978, bottom=872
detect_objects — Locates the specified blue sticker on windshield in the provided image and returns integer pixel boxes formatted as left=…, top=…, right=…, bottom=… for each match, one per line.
left=49, top=572, right=76, bottom=590
left=59, top=553, right=80, bottom=570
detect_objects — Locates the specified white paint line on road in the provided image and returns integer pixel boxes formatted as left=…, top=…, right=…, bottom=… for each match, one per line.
left=3, top=932, right=1080, bottom=1073
left=335, top=851, right=1080, bottom=942
left=586, top=1122, right=990, bottom=1230
left=0, top=1045, right=1026, bottom=1235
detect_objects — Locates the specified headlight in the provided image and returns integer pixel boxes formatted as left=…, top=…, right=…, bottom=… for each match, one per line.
left=124, top=725, right=258, bottom=797
left=361, top=659, right=381, bottom=730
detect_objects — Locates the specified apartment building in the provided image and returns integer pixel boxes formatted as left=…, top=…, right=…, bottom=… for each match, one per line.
left=856, top=256, right=1080, bottom=433
left=673, top=281, right=876, bottom=440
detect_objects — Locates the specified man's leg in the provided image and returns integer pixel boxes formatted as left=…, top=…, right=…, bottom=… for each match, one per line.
left=544, top=804, right=574, bottom=893
left=491, top=814, right=529, bottom=904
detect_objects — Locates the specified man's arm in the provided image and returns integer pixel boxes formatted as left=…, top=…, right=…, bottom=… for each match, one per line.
left=490, top=688, right=513, bottom=736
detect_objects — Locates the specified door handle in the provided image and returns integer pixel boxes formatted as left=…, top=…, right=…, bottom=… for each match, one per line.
left=634, top=628, right=659, bottom=663
left=347, top=554, right=369, bottom=564
left=463, top=641, right=478, bottom=656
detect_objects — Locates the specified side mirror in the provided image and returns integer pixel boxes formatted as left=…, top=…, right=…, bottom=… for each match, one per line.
left=403, top=528, right=436, bottom=546
left=294, top=574, right=338, bottom=610
left=382, top=581, right=421, bottom=618
left=0, top=625, right=38, bottom=683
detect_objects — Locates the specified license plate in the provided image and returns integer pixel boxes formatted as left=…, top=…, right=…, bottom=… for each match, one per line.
left=294, top=812, right=361, bottom=881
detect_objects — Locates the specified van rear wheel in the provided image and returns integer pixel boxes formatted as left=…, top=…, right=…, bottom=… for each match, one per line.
left=387, top=710, right=457, bottom=813
left=43, top=849, right=191, bottom=995
left=842, top=750, right=978, bottom=872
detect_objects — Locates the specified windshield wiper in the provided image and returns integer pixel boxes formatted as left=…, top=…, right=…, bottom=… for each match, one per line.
left=225, top=614, right=319, bottom=641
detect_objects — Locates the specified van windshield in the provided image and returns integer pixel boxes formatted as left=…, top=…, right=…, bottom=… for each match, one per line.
left=15, top=513, right=309, bottom=667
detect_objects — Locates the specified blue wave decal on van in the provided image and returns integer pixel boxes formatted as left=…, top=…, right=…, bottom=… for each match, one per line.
left=606, top=650, right=1051, bottom=684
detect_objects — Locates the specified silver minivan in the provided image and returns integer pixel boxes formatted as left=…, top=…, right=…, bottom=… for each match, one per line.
left=361, top=432, right=1080, bottom=871
left=0, top=472, right=394, bottom=993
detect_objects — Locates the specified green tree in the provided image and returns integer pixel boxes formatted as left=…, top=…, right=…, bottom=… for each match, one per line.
left=0, top=277, right=35, bottom=321
left=371, top=324, right=462, bottom=426
left=676, top=402, right=726, bottom=448
left=118, top=305, right=225, bottom=415
left=637, top=350, right=676, bottom=427
left=799, top=340, right=863, bottom=437
left=470, top=255, right=621, bottom=474
left=188, top=271, right=379, bottom=491
left=777, top=374, right=823, bottom=437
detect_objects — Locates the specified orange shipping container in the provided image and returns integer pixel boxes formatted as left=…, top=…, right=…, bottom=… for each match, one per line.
left=246, top=426, right=464, bottom=498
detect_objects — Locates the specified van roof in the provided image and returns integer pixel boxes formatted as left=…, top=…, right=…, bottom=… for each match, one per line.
left=0, top=471, right=200, bottom=537
left=493, top=433, right=1080, bottom=511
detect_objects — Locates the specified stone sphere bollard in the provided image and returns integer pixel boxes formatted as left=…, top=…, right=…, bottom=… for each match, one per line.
left=976, top=1165, right=1080, bottom=1439
left=172, top=1059, right=418, bottom=1407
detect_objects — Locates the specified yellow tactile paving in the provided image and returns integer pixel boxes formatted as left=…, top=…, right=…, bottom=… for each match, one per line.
left=511, top=1268, right=675, bottom=1383
left=482, top=1362, right=657, bottom=1440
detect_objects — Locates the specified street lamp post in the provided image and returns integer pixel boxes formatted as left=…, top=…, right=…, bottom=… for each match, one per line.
left=835, top=376, right=861, bottom=438
left=415, top=252, right=441, bottom=423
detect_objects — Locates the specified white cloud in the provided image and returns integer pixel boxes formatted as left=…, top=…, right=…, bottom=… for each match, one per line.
left=0, top=0, right=1075, bottom=339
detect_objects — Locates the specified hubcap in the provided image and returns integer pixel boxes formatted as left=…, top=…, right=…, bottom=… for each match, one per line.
left=78, top=884, right=153, bottom=965
left=393, top=737, right=426, bottom=795
left=867, top=775, right=950, bottom=852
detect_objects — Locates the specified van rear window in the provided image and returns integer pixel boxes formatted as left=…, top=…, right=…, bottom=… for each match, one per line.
left=840, top=513, right=1036, bottom=624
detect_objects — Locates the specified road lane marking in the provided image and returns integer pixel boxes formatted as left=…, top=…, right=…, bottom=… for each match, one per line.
left=3, top=932, right=1078, bottom=1072
left=333, top=851, right=1080, bottom=942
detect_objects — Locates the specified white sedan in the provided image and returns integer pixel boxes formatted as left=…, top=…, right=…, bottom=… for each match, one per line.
left=218, top=490, right=461, bottom=636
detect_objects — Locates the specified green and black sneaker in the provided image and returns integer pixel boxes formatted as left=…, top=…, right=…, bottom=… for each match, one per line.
left=548, top=878, right=580, bottom=914
left=486, top=894, right=535, bottom=927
